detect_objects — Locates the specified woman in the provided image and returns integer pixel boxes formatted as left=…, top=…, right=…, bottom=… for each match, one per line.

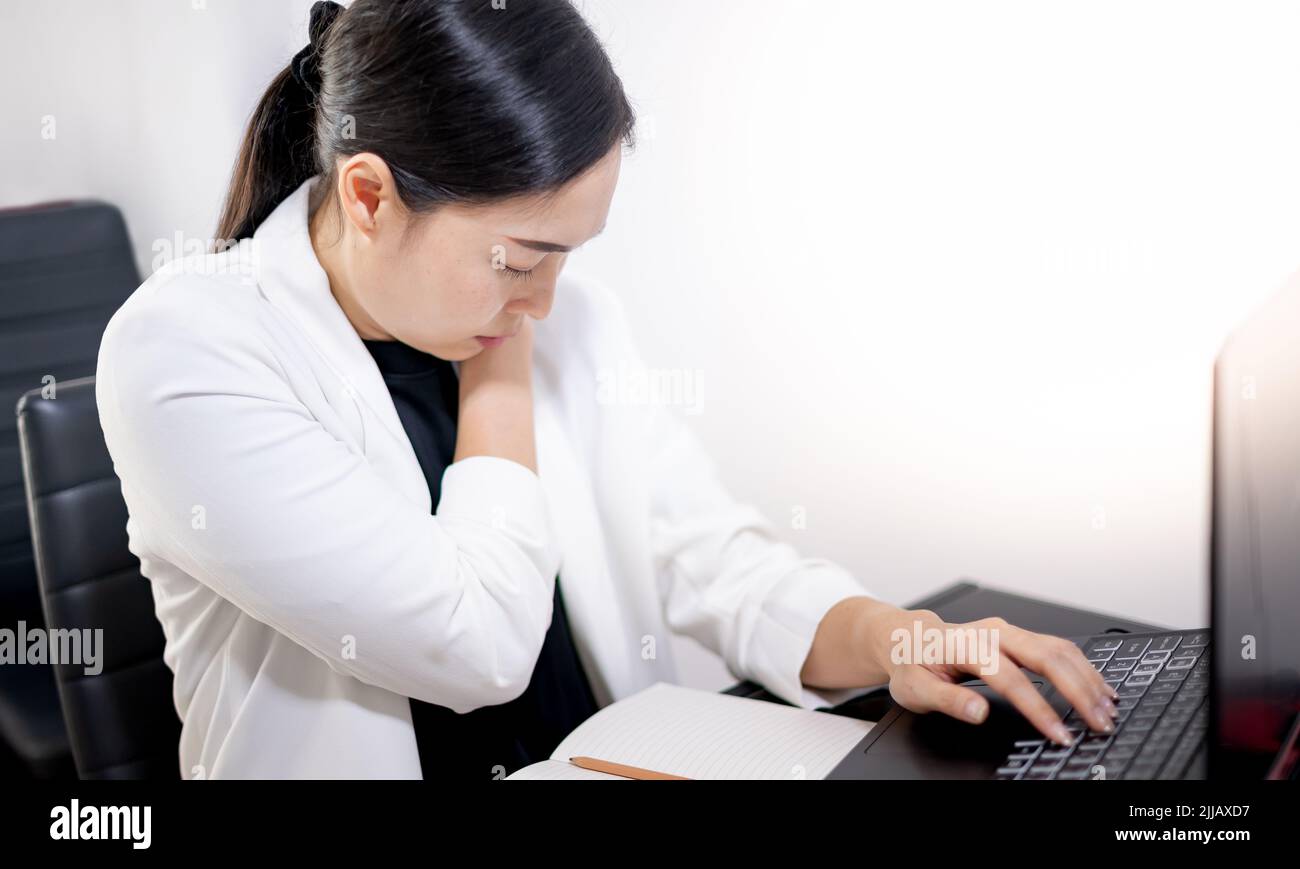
left=96, top=0, right=1118, bottom=779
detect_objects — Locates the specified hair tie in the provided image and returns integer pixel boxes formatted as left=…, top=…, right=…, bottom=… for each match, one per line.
left=289, top=0, right=344, bottom=99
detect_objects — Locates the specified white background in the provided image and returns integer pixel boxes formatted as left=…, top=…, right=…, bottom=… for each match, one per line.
left=5, top=0, right=1300, bottom=692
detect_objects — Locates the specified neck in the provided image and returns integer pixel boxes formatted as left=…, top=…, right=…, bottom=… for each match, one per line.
left=308, top=202, right=391, bottom=341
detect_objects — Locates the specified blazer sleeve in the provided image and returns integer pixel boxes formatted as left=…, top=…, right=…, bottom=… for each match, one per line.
left=648, top=404, right=874, bottom=710
left=95, top=284, right=560, bottom=713
left=598, top=315, right=874, bottom=711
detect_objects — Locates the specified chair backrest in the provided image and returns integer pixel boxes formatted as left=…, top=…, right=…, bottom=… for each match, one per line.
left=1, top=200, right=140, bottom=620
left=0, top=199, right=142, bottom=776
left=16, top=376, right=180, bottom=779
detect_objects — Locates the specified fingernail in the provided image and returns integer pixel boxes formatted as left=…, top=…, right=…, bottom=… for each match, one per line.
left=1101, top=697, right=1117, bottom=715
left=1052, top=723, right=1073, bottom=746
left=965, top=698, right=987, bottom=724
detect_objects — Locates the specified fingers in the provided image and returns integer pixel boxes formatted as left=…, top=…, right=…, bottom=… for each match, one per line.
left=978, top=656, right=1080, bottom=745
left=890, top=667, right=990, bottom=725
left=995, top=623, right=1118, bottom=735
left=882, top=615, right=1125, bottom=747
left=892, top=662, right=1073, bottom=746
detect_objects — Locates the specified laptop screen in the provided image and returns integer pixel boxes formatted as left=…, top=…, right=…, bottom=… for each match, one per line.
left=1211, top=275, right=1300, bottom=779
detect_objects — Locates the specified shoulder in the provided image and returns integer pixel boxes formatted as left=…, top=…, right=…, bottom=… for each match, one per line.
left=538, top=269, right=637, bottom=363
left=97, top=252, right=289, bottom=418
left=554, top=269, right=624, bottom=318
left=100, top=250, right=278, bottom=364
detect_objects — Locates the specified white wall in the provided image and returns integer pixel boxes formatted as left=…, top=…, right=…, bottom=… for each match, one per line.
left=574, top=0, right=1300, bottom=646
left=6, top=1, right=1300, bottom=693
left=0, top=0, right=315, bottom=269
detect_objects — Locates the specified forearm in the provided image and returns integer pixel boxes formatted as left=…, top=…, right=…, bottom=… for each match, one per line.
left=453, top=379, right=537, bottom=472
left=454, top=323, right=537, bottom=473
left=799, top=595, right=907, bottom=690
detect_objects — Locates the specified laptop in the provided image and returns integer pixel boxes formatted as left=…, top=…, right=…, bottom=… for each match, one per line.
left=827, top=277, right=1300, bottom=781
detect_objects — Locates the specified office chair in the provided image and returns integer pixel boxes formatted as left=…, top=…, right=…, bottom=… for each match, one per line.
left=0, top=199, right=141, bottom=777
left=16, top=376, right=181, bottom=779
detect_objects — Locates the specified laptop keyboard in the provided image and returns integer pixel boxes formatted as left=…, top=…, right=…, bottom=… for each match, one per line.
left=993, top=631, right=1211, bottom=780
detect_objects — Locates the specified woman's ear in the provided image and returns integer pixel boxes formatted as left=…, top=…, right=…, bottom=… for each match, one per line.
left=336, top=153, right=400, bottom=239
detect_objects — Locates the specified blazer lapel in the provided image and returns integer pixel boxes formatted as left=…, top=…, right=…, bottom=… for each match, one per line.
left=252, top=177, right=426, bottom=506
left=532, top=345, right=640, bottom=710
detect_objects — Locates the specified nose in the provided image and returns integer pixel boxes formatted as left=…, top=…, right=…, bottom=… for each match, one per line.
left=505, top=258, right=562, bottom=320
left=505, top=281, right=553, bottom=321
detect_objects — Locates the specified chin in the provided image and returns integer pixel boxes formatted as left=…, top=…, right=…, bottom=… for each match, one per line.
left=411, top=337, right=476, bottom=361
left=446, top=340, right=482, bottom=362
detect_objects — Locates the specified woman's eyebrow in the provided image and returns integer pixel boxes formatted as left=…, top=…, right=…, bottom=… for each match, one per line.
left=507, top=224, right=606, bottom=253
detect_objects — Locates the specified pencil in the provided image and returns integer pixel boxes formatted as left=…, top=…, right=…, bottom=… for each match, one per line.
left=569, top=756, right=692, bottom=780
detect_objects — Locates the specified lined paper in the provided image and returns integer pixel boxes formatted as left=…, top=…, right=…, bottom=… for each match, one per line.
left=505, top=682, right=874, bottom=780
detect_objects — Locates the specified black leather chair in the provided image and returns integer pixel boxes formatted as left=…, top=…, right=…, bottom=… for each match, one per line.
left=16, top=376, right=181, bottom=779
left=0, top=199, right=141, bottom=777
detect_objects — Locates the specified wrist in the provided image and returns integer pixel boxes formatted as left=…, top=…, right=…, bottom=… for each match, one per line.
left=854, top=601, right=939, bottom=683
left=808, top=596, right=907, bottom=688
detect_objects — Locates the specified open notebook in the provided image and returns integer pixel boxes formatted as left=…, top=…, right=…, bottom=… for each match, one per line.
left=504, top=681, right=875, bottom=780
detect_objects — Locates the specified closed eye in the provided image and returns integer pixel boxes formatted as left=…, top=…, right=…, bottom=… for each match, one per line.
left=500, top=264, right=534, bottom=281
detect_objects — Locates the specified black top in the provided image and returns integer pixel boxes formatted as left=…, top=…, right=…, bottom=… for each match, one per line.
left=361, top=337, right=599, bottom=779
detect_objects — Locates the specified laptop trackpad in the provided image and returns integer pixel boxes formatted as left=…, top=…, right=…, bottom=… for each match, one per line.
left=839, top=678, right=1066, bottom=779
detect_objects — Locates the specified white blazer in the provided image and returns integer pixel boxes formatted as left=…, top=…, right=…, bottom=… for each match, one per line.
left=95, top=176, right=870, bottom=779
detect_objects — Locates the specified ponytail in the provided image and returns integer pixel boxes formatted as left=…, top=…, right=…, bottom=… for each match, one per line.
left=214, top=1, right=343, bottom=243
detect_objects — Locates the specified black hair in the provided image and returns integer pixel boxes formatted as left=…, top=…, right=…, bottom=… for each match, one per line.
left=215, top=0, right=636, bottom=243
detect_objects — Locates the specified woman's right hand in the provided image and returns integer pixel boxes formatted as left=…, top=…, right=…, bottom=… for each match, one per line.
left=454, top=318, right=538, bottom=472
